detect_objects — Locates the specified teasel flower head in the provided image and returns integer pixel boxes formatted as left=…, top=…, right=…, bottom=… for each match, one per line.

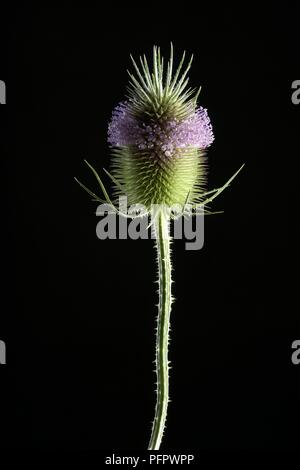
left=107, top=45, right=214, bottom=210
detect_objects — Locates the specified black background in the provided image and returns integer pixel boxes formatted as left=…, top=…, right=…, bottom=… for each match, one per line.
left=0, top=5, right=299, bottom=451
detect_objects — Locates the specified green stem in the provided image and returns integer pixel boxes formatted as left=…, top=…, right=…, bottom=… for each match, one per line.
left=148, top=211, right=172, bottom=450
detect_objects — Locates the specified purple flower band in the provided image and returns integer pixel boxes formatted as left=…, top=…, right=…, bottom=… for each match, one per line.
left=108, top=102, right=214, bottom=156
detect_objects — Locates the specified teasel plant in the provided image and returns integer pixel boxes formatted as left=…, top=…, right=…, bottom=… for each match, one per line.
left=75, top=44, right=244, bottom=450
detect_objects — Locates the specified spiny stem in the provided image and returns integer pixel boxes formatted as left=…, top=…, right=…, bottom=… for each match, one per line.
left=148, top=211, right=172, bottom=450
